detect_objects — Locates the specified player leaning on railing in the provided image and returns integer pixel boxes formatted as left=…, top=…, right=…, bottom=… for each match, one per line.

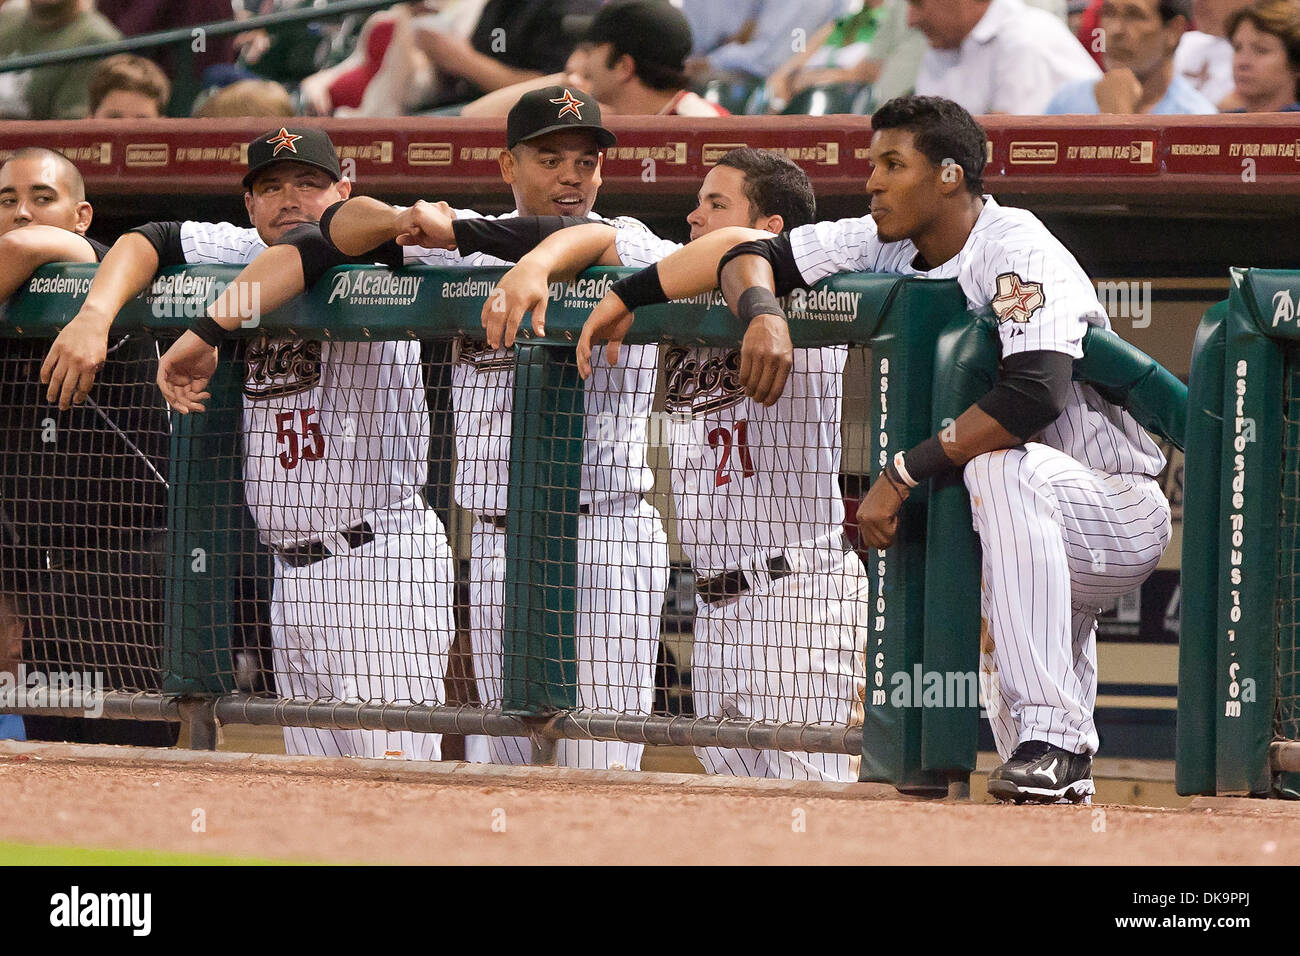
left=40, top=127, right=457, bottom=763
left=1, top=147, right=175, bottom=748
left=157, top=88, right=670, bottom=773
left=474, top=147, right=869, bottom=782
left=576, top=95, right=1173, bottom=804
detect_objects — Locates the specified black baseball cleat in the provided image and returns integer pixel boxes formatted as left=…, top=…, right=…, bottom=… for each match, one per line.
left=987, top=740, right=1095, bottom=804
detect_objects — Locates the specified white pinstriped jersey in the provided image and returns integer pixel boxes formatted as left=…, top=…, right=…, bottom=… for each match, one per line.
left=175, top=221, right=429, bottom=548
left=614, top=227, right=846, bottom=577
left=406, top=209, right=657, bottom=516
left=788, top=198, right=1166, bottom=478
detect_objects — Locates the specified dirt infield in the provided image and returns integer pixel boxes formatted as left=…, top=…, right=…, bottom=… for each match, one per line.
left=1, top=744, right=1297, bottom=865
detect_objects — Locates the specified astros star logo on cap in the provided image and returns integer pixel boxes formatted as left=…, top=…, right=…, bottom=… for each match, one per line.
left=548, top=89, right=584, bottom=120
left=266, top=128, right=303, bottom=156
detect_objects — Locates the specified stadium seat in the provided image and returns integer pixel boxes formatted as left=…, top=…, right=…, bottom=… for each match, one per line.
left=780, top=83, right=864, bottom=116
left=698, top=75, right=764, bottom=115
left=850, top=84, right=878, bottom=114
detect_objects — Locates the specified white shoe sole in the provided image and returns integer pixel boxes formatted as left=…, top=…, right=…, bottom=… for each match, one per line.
left=988, top=777, right=1095, bottom=804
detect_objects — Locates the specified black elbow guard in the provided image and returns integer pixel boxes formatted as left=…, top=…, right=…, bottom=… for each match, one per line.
left=976, top=350, right=1074, bottom=440
left=274, top=223, right=403, bottom=288
left=452, top=215, right=587, bottom=260
left=272, top=223, right=348, bottom=288
left=716, top=233, right=805, bottom=297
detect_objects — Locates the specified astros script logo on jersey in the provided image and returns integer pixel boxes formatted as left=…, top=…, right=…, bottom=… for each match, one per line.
left=266, top=128, right=303, bottom=156
left=549, top=89, right=584, bottom=120
left=453, top=335, right=514, bottom=373
left=244, top=333, right=323, bottom=399
left=991, top=272, right=1045, bottom=323
left=663, top=346, right=745, bottom=415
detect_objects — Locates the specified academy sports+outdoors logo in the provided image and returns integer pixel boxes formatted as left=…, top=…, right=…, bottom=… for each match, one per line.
left=327, top=271, right=423, bottom=306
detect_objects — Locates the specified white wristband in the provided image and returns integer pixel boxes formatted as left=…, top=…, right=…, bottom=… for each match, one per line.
left=892, top=451, right=919, bottom=489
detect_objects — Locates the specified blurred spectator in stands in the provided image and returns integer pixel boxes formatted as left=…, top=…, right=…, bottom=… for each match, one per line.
left=573, top=0, right=727, bottom=115
left=226, top=0, right=344, bottom=90
left=97, top=0, right=235, bottom=80
left=1219, top=0, right=1300, bottom=109
left=298, top=4, right=434, bottom=116
left=1174, top=0, right=1252, bottom=103
left=192, top=77, right=295, bottom=117
left=88, top=52, right=169, bottom=117
left=683, top=0, right=851, bottom=84
left=1046, top=0, right=1216, bottom=113
left=908, top=0, right=1102, bottom=113
left=0, top=0, right=121, bottom=119
left=1075, top=0, right=1108, bottom=67
left=764, top=0, right=891, bottom=112
left=417, top=0, right=600, bottom=108
left=460, top=1, right=728, bottom=116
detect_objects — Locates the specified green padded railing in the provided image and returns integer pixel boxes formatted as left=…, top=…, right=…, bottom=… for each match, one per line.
left=1, top=263, right=969, bottom=785
left=1177, top=270, right=1300, bottom=796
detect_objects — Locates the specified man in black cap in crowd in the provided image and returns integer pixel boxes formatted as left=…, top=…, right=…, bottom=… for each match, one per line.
left=42, top=127, right=460, bottom=762
left=156, top=87, right=671, bottom=772
left=460, top=0, right=728, bottom=117
left=575, top=0, right=728, bottom=115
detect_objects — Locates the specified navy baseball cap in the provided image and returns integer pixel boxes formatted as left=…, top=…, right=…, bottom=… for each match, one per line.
left=506, top=86, right=616, bottom=150
left=243, top=126, right=342, bottom=189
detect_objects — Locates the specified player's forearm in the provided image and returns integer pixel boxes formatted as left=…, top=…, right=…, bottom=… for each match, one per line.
left=321, top=196, right=403, bottom=256
left=933, top=404, right=1021, bottom=467
left=518, top=222, right=620, bottom=279
left=0, top=228, right=90, bottom=300
left=77, top=233, right=162, bottom=330
left=207, top=245, right=304, bottom=329
left=720, top=253, right=777, bottom=313
left=656, top=226, right=772, bottom=299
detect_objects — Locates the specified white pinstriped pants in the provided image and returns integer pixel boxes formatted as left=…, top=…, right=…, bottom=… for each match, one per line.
left=964, top=443, right=1171, bottom=761
left=468, top=496, right=668, bottom=769
left=691, top=537, right=869, bottom=782
left=270, top=505, right=456, bottom=760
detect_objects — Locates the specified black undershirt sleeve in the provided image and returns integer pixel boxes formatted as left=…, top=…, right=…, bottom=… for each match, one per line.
left=126, top=221, right=185, bottom=267
left=87, top=237, right=111, bottom=261
left=271, top=223, right=403, bottom=288
left=716, top=233, right=807, bottom=298
left=976, top=349, right=1075, bottom=440
left=450, top=215, right=589, bottom=261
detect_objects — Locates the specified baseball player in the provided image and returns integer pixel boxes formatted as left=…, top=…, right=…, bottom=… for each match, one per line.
left=582, top=95, right=1172, bottom=803
left=44, top=127, right=457, bottom=762
left=1, top=148, right=181, bottom=747
left=177, top=89, right=670, bottom=772
left=480, top=147, right=868, bottom=782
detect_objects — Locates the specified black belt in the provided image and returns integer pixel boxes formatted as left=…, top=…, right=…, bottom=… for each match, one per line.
left=479, top=503, right=594, bottom=530
left=276, top=520, right=375, bottom=568
left=695, top=536, right=853, bottom=607
left=696, top=555, right=793, bottom=607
